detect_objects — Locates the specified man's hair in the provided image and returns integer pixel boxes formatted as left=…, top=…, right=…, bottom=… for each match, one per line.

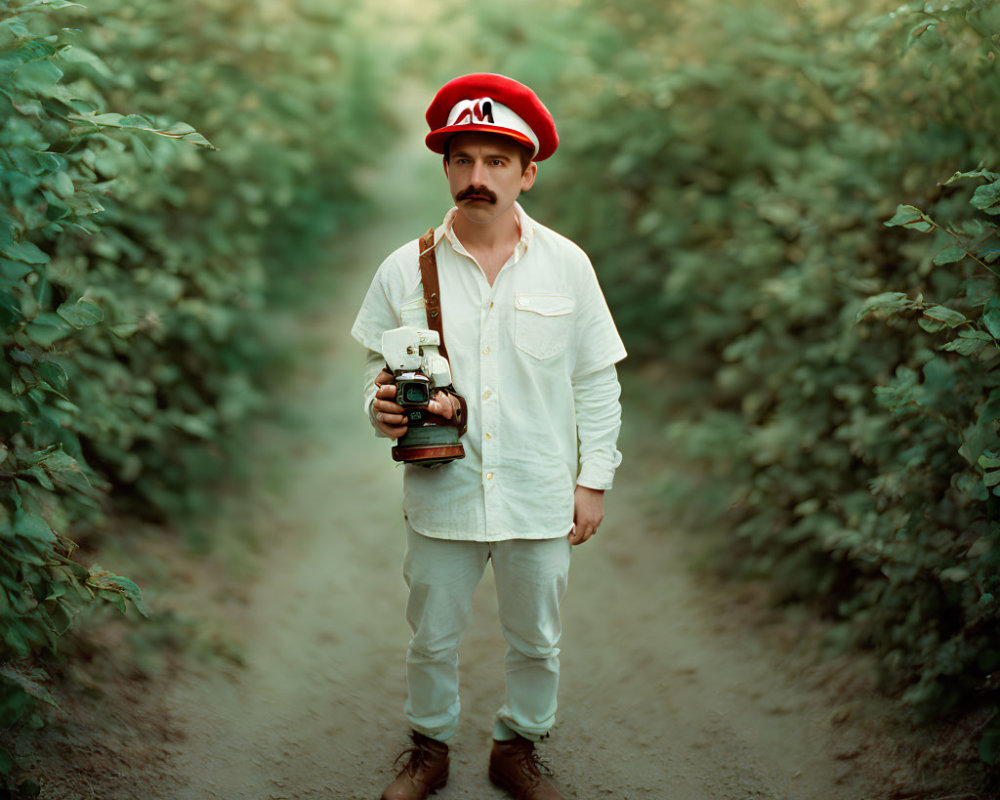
left=444, top=136, right=534, bottom=173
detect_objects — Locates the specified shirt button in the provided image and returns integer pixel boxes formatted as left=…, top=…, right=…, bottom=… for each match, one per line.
left=486, top=472, right=494, bottom=480
left=485, top=432, right=493, bottom=440
left=483, top=390, right=492, bottom=400
left=482, top=346, right=491, bottom=355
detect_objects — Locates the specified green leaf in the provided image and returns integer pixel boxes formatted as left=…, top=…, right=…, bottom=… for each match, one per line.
left=13, top=511, right=55, bottom=543
left=978, top=452, right=1000, bottom=469
left=0, top=234, right=48, bottom=265
left=932, top=244, right=967, bottom=265
left=158, top=121, right=215, bottom=149
left=941, top=337, right=987, bottom=356
left=984, top=309, right=1000, bottom=339
left=884, top=204, right=934, bottom=232
left=921, top=304, right=968, bottom=329
left=58, top=45, right=113, bottom=81
left=109, top=322, right=140, bottom=339
left=958, top=329, right=994, bottom=341
left=67, top=112, right=215, bottom=149
left=972, top=181, right=1000, bottom=216
left=175, top=414, right=215, bottom=439
left=24, top=322, right=73, bottom=347
left=24, top=317, right=72, bottom=346
left=960, top=402, right=1000, bottom=464
left=0, top=292, right=21, bottom=326
left=32, top=448, right=78, bottom=472
left=12, top=59, right=64, bottom=98
left=941, top=566, right=971, bottom=581
left=2, top=625, right=30, bottom=658
left=42, top=171, right=74, bottom=200
left=35, top=360, right=69, bottom=391
left=0, top=747, right=12, bottom=776
left=55, top=298, right=103, bottom=328
left=26, top=465, right=54, bottom=491
left=945, top=168, right=1000, bottom=185
left=0, top=665, right=58, bottom=709
left=856, top=291, right=915, bottom=322
left=17, top=0, right=85, bottom=10
left=86, top=565, right=149, bottom=618
left=1, top=38, right=59, bottom=67
left=98, top=590, right=128, bottom=615
left=0, top=259, right=34, bottom=281
left=984, top=470, right=1000, bottom=487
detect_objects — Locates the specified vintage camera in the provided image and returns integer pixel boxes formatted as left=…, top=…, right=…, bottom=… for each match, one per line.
left=381, top=326, right=465, bottom=466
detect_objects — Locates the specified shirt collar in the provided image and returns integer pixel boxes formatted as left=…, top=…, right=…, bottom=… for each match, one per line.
left=438, top=201, right=535, bottom=260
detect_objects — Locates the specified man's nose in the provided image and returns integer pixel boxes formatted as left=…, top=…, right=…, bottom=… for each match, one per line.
left=470, top=159, right=487, bottom=184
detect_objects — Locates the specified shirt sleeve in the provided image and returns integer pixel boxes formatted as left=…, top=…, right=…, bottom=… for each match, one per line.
left=352, top=246, right=414, bottom=436
left=351, top=269, right=399, bottom=354
left=573, top=363, right=623, bottom=491
left=571, top=262, right=627, bottom=379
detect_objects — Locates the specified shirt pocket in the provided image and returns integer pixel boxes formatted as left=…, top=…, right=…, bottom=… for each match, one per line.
left=398, top=298, right=427, bottom=329
left=513, top=293, right=574, bottom=360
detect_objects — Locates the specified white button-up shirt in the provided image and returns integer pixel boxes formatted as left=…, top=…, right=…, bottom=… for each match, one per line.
left=351, top=203, right=627, bottom=541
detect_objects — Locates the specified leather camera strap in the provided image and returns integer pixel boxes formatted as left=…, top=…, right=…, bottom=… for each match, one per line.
left=418, top=228, right=467, bottom=437
left=419, top=228, right=447, bottom=359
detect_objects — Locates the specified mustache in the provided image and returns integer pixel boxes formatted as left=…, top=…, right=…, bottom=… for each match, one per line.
left=456, top=185, right=497, bottom=204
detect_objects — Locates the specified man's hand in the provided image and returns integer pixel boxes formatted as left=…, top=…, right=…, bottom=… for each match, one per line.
left=372, top=369, right=457, bottom=439
left=569, top=485, right=605, bottom=546
left=429, top=390, right=458, bottom=420
left=372, top=370, right=408, bottom=439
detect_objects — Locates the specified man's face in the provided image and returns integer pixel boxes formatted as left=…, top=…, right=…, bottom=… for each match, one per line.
left=444, top=132, right=537, bottom=227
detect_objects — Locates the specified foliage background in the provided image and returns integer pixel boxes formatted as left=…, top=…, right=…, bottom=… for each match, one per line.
left=0, top=0, right=393, bottom=790
left=423, top=0, right=1000, bottom=771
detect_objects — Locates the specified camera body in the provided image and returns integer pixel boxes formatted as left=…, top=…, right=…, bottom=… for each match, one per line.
left=381, top=326, right=465, bottom=466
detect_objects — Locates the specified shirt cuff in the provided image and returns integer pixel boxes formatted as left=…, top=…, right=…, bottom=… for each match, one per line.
left=577, top=448, right=621, bottom=492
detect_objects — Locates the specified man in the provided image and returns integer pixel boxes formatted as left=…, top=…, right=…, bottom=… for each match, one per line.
left=351, top=73, right=626, bottom=800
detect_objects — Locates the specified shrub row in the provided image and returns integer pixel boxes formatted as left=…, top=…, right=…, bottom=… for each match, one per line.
left=1, top=0, right=392, bottom=790
left=456, top=0, right=1000, bottom=766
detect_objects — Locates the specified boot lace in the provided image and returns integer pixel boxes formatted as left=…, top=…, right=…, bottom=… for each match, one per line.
left=515, top=741, right=554, bottom=779
left=393, top=733, right=441, bottom=775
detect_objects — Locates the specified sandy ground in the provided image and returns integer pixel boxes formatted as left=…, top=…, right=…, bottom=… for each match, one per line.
left=14, top=105, right=986, bottom=800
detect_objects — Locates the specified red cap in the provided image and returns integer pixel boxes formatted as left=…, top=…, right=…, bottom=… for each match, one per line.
left=425, top=73, right=558, bottom=162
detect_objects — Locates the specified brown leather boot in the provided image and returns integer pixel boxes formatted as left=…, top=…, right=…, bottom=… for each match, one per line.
left=488, top=735, right=567, bottom=800
left=381, top=731, right=449, bottom=800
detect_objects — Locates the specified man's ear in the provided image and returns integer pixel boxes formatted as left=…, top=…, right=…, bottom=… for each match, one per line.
left=521, top=161, right=538, bottom=192
left=443, top=155, right=449, bottom=177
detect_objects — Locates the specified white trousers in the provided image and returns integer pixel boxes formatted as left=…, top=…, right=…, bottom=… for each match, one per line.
left=402, top=522, right=571, bottom=743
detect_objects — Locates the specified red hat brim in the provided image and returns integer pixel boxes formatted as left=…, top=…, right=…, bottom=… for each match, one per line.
left=425, top=73, right=558, bottom=162
left=425, top=125, right=537, bottom=157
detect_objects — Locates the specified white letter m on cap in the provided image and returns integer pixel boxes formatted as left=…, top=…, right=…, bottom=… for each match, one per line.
left=453, top=98, right=495, bottom=126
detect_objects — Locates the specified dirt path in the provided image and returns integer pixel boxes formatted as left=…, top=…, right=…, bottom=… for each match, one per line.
left=25, top=104, right=920, bottom=800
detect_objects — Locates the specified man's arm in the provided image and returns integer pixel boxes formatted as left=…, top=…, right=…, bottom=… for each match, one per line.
left=569, top=363, right=623, bottom=545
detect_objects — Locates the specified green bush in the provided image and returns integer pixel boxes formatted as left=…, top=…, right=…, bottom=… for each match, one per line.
left=1, top=0, right=393, bottom=789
